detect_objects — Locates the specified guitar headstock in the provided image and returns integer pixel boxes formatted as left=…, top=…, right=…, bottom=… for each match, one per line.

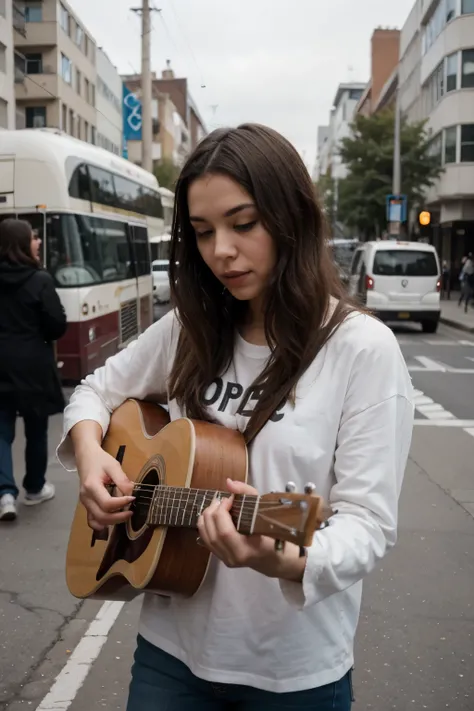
left=252, top=485, right=333, bottom=547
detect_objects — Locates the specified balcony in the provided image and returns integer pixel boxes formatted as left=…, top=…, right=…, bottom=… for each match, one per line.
left=14, top=51, right=26, bottom=83
left=13, top=2, right=26, bottom=37
left=16, top=69, right=59, bottom=102
left=15, top=21, right=58, bottom=48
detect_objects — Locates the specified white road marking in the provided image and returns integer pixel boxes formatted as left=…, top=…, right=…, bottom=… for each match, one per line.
left=423, top=410, right=455, bottom=420
left=459, top=340, right=474, bottom=347
left=465, top=428, right=474, bottom=438
left=417, top=403, right=444, bottom=413
left=413, top=356, right=447, bottom=372
left=36, top=601, right=125, bottom=711
left=414, top=419, right=474, bottom=427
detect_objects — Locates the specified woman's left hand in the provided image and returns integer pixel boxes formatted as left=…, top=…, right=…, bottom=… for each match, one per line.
left=197, top=478, right=306, bottom=582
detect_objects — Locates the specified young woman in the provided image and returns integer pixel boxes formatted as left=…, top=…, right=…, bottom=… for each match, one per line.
left=58, top=124, right=414, bottom=710
left=0, top=219, right=67, bottom=521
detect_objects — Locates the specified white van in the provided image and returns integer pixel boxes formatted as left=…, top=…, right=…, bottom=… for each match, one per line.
left=348, top=241, right=441, bottom=333
left=152, top=259, right=170, bottom=304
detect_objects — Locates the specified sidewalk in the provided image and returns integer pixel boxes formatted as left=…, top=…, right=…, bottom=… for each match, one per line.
left=440, top=294, right=474, bottom=333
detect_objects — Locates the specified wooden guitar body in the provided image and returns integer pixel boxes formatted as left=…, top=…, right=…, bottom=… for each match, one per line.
left=66, top=400, right=330, bottom=602
left=66, top=400, right=248, bottom=601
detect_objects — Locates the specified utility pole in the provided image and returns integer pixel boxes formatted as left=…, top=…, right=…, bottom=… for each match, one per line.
left=388, top=88, right=403, bottom=238
left=132, top=1, right=157, bottom=173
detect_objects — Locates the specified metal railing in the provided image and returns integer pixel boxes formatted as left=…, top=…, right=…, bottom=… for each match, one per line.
left=13, top=2, right=26, bottom=36
left=14, top=52, right=26, bottom=83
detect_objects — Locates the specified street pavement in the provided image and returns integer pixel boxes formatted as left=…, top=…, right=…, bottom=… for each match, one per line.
left=1, top=320, right=474, bottom=711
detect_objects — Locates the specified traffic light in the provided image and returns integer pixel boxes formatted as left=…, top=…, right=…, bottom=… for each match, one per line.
left=419, top=211, right=431, bottom=226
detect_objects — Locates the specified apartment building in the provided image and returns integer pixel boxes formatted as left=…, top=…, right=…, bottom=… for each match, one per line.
left=356, top=28, right=400, bottom=117
left=399, top=0, right=474, bottom=266
left=96, top=47, right=122, bottom=156
left=123, top=62, right=207, bottom=168
left=14, top=0, right=96, bottom=140
left=0, top=0, right=15, bottom=128
left=314, top=83, right=365, bottom=181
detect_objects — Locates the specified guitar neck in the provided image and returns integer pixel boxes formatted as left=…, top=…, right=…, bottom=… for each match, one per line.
left=144, top=486, right=260, bottom=535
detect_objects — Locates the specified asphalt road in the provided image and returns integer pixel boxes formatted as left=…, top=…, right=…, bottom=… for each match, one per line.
left=1, top=322, right=473, bottom=711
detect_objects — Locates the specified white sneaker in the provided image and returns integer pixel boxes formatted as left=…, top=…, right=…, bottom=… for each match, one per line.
left=24, top=482, right=55, bottom=506
left=0, top=494, right=18, bottom=521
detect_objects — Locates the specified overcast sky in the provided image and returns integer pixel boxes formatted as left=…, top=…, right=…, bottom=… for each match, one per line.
left=68, top=0, right=415, bottom=171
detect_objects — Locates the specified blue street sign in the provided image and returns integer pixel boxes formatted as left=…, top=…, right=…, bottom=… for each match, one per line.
left=386, top=194, right=408, bottom=223
left=123, top=84, right=142, bottom=142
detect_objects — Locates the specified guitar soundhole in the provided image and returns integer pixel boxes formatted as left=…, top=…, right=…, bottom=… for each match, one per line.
left=130, top=468, right=160, bottom=534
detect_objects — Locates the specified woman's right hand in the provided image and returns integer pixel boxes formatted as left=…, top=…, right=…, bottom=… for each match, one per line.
left=76, top=444, right=136, bottom=532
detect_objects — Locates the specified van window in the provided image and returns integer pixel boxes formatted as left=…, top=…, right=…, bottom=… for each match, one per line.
left=373, top=250, right=438, bottom=277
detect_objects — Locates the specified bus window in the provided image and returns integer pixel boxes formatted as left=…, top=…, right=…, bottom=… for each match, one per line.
left=88, top=166, right=116, bottom=207
left=131, top=225, right=151, bottom=277
left=69, top=164, right=92, bottom=202
left=46, top=213, right=133, bottom=286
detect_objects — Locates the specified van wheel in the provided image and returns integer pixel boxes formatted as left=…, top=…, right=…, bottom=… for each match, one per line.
left=421, top=320, right=438, bottom=334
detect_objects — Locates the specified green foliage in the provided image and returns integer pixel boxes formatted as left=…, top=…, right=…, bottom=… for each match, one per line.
left=337, top=110, right=443, bottom=238
left=153, top=158, right=181, bottom=191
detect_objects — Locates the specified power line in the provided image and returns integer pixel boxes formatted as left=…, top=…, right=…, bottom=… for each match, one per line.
left=162, top=0, right=206, bottom=88
left=22, top=73, right=122, bottom=133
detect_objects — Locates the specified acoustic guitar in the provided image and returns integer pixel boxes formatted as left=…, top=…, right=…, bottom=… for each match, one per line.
left=66, top=399, right=332, bottom=601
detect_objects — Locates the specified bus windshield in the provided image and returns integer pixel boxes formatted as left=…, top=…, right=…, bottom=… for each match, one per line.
left=46, top=213, right=138, bottom=287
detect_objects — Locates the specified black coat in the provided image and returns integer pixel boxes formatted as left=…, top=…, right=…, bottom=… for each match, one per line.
left=0, top=260, right=68, bottom=417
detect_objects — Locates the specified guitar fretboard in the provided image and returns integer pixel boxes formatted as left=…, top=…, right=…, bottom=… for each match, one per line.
left=144, top=487, right=260, bottom=535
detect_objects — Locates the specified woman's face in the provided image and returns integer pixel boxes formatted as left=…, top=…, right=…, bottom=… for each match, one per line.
left=188, top=173, right=277, bottom=308
left=30, top=231, right=42, bottom=263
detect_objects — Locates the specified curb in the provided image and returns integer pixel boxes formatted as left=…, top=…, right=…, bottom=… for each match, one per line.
left=440, top=316, right=474, bottom=334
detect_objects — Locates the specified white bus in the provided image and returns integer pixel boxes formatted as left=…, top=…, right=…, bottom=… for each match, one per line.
left=0, top=128, right=167, bottom=381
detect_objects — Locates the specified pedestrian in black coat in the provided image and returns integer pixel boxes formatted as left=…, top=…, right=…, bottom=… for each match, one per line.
left=0, top=218, right=67, bottom=521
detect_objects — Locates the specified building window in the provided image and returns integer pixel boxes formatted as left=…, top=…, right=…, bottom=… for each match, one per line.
left=0, top=98, right=8, bottom=129
left=461, top=50, right=474, bottom=88
left=84, top=120, right=89, bottom=142
left=76, top=25, right=84, bottom=48
left=446, top=52, right=458, bottom=92
left=69, top=109, right=74, bottom=136
left=26, top=106, right=46, bottom=128
left=462, top=0, right=474, bottom=13
left=25, top=53, right=43, bottom=74
left=62, top=103, right=67, bottom=132
left=85, top=78, right=90, bottom=102
left=24, top=3, right=42, bottom=22
left=0, top=42, right=6, bottom=74
left=429, top=132, right=443, bottom=167
left=0, top=0, right=5, bottom=18
left=90, top=84, right=96, bottom=107
left=60, top=53, right=72, bottom=84
left=59, top=3, right=69, bottom=34
left=460, top=125, right=474, bottom=161
left=76, top=69, right=81, bottom=95
left=444, top=126, right=458, bottom=164
left=446, top=0, right=456, bottom=21
left=91, top=126, right=96, bottom=145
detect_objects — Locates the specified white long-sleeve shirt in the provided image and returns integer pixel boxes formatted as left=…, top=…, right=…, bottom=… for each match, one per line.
left=57, top=309, right=414, bottom=693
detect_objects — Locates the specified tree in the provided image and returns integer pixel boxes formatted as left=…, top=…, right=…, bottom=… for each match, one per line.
left=315, top=173, right=336, bottom=228
left=153, top=158, right=181, bottom=191
left=337, top=110, right=443, bottom=239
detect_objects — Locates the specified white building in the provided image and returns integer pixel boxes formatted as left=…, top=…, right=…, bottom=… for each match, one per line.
left=96, top=47, right=122, bottom=155
left=315, top=83, right=365, bottom=182
left=0, top=0, right=15, bottom=129
left=399, top=0, right=474, bottom=269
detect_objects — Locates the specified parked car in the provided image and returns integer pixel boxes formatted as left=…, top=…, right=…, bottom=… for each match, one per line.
left=348, top=241, right=441, bottom=333
left=152, top=259, right=170, bottom=304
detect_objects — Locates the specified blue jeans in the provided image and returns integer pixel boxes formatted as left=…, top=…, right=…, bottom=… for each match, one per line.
left=127, top=635, right=354, bottom=711
left=0, top=405, right=48, bottom=498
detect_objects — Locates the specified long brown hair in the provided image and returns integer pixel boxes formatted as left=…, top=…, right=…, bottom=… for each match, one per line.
left=0, top=218, right=39, bottom=268
left=169, top=123, right=354, bottom=442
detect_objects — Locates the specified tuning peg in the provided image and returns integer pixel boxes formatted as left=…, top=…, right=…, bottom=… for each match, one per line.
left=304, top=483, right=316, bottom=495
left=274, top=540, right=285, bottom=552
left=285, top=481, right=296, bottom=493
